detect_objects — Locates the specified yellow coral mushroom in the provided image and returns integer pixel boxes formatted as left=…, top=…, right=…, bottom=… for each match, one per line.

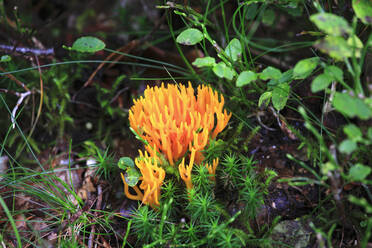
left=121, top=150, right=165, bottom=208
left=178, top=148, right=197, bottom=191
left=205, top=158, right=219, bottom=181
left=178, top=149, right=219, bottom=191
left=129, top=82, right=231, bottom=166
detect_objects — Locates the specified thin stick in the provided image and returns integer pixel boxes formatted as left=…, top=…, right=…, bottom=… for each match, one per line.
left=0, top=44, right=54, bottom=56
left=11, top=91, right=31, bottom=128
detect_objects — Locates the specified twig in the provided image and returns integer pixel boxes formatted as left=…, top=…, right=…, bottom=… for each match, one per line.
left=0, top=44, right=54, bottom=56
left=256, top=111, right=276, bottom=131
left=110, top=87, right=129, bottom=104
left=10, top=91, right=31, bottom=129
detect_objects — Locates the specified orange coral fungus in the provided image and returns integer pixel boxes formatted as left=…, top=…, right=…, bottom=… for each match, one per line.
left=121, top=150, right=165, bottom=208
left=205, top=158, right=219, bottom=181
left=178, top=148, right=196, bottom=191
left=129, top=82, right=231, bottom=166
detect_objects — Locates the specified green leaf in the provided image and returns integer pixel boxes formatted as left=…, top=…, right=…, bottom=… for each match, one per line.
left=260, top=66, right=282, bottom=80
left=124, top=167, right=141, bottom=187
left=368, top=128, right=372, bottom=140
left=212, top=62, right=236, bottom=80
left=192, top=57, right=216, bottom=67
left=347, top=35, right=364, bottom=58
left=272, top=83, right=290, bottom=111
left=69, top=36, right=106, bottom=53
left=262, top=8, right=276, bottom=26
left=310, top=12, right=352, bottom=36
left=321, top=161, right=337, bottom=175
left=352, top=0, right=372, bottom=25
left=118, top=157, right=135, bottom=169
left=349, top=196, right=372, bottom=214
left=267, top=69, right=293, bottom=88
left=225, top=38, right=242, bottom=62
left=236, top=71, right=257, bottom=87
left=314, top=36, right=352, bottom=60
left=245, top=3, right=258, bottom=20
left=365, top=98, right=372, bottom=109
left=333, top=92, right=372, bottom=120
left=118, top=157, right=140, bottom=187
left=311, top=73, right=333, bottom=92
left=349, top=163, right=371, bottom=181
left=176, top=28, right=204, bottom=45
left=0, top=55, right=11, bottom=62
left=339, top=139, right=357, bottom=154
left=324, top=65, right=343, bottom=82
left=293, top=57, right=319, bottom=79
left=258, top=91, right=272, bottom=108
left=344, top=124, right=363, bottom=142
left=277, top=69, right=294, bottom=84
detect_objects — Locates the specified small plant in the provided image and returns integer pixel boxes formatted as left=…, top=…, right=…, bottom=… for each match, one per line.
left=130, top=205, right=159, bottom=244
left=81, top=141, right=117, bottom=180
left=219, top=153, right=243, bottom=191
left=186, top=189, right=220, bottom=224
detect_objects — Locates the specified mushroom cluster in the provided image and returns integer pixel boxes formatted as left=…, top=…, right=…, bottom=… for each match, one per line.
left=129, top=82, right=231, bottom=165
left=122, top=82, right=231, bottom=208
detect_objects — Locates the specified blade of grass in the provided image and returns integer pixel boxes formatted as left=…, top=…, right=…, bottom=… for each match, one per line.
left=0, top=195, right=22, bottom=248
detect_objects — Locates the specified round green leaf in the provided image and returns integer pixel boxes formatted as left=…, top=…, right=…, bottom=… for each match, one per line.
left=262, top=9, right=276, bottom=26
left=343, top=124, right=362, bottom=142
left=272, top=83, right=290, bottom=111
left=260, top=66, right=282, bottom=80
left=124, top=167, right=141, bottom=187
left=258, top=91, right=272, bottom=108
left=293, top=57, right=319, bottom=79
left=176, top=28, right=204, bottom=45
left=324, top=65, right=343, bottom=82
left=118, top=157, right=135, bottom=170
left=367, top=127, right=372, bottom=140
left=277, top=69, right=294, bottom=84
left=347, top=35, right=364, bottom=58
left=225, top=38, right=242, bottom=62
left=314, top=36, right=352, bottom=60
left=192, top=57, right=216, bottom=68
left=212, top=62, right=236, bottom=80
left=349, top=163, right=371, bottom=181
left=333, top=92, right=372, bottom=120
left=311, top=73, right=333, bottom=93
left=236, top=70, right=257, bottom=87
left=0, top=55, right=11, bottom=62
left=339, top=139, right=357, bottom=155
left=352, top=0, right=372, bottom=25
left=71, top=36, right=105, bottom=53
left=321, top=161, right=337, bottom=175
left=310, top=13, right=352, bottom=36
